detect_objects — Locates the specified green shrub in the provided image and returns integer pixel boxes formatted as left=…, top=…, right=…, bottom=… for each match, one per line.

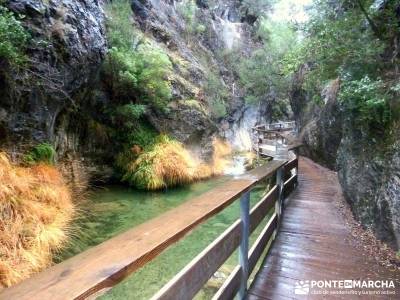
left=339, top=76, right=391, bottom=130
left=238, top=19, right=297, bottom=106
left=282, top=0, right=385, bottom=90
left=103, top=47, right=138, bottom=98
left=104, top=0, right=173, bottom=110
left=103, top=45, right=172, bottom=109
left=116, top=103, right=146, bottom=119
left=180, top=99, right=206, bottom=113
left=112, top=104, right=147, bottom=129
left=177, top=0, right=207, bottom=38
left=195, top=24, right=206, bottom=34
left=204, top=71, right=228, bottom=118
left=209, top=99, right=227, bottom=119
left=126, top=123, right=158, bottom=149
left=136, top=44, right=172, bottom=108
left=105, top=0, right=139, bottom=49
left=0, top=5, right=29, bottom=65
left=24, top=143, right=56, bottom=165
left=177, top=0, right=197, bottom=25
left=109, top=103, right=157, bottom=148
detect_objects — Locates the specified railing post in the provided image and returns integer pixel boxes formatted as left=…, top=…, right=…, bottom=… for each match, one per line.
left=294, top=148, right=299, bottom=187
left=276, top=167, right=284, bottom=223
left=238, top=191, right=250, bottom=300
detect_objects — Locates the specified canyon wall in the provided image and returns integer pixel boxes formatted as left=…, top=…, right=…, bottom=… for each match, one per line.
left=0, top=0, right=274, bottom=185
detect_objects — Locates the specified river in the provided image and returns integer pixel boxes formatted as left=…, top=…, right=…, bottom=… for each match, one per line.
left=57, top=157, right=273, bottom=299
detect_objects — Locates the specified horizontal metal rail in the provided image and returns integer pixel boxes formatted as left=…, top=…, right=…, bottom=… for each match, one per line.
left=152, top=158, right=299, bottom=300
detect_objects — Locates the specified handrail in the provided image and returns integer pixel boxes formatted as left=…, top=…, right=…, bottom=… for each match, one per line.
left=0, top=159, right=293, bottom=300
left=153, top=157, right=299, bottom=300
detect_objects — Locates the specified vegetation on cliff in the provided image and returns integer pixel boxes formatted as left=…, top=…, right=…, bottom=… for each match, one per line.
left=23, top=143, right=56, bottom=165
left=103, top=0, right=172, bottom=109
left=283, top=0, right=399, bottom=133
left=102, top=0, right=234, bottom=190
left=0, top=153, right=74, bottom=288
left=0, top=3, right=28, bottom=65
left=117, top=135, right=231, bottom=190
left=0, top=3, right=75, bottom=288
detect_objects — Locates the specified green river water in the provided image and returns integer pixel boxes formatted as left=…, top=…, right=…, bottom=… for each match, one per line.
left=59, top=174, right=273, bottom=299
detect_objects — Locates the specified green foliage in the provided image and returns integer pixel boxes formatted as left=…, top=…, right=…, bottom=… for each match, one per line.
left=126, top=123, right=157, bottom=149
left=238, top=19, right=297, bottom=107
left=0, top=5, right=29, bottom=65
left=195, top=24, right=206, bottom=35
left=109, top=104, right=157, bottom=149
left=105, top=0, right=139, bottom=49
left=204, top=71, right=228, bottom=118
left=104, top=1, right=173, bottom=110
left=112, top=104, right=147, bottom=129
left=103, top=45, right=172, bottom=109
left=177, top=0, right=206, bottom=37
left=136, top=44, right=172, bottom=108
left=177, top=0, right=197, bottom=24
left=292, top=6, right=383, bottom=85
left=339, top=76, right=391, bottom=129
left=180, top=99, right=207, bottom=114
left=282, top=0, right=398, bottom=130
left=103, top=47, right=138, bottom=98
left=24, top=143, right=56, bottom=165
left=209, top=99, right=227, bottom=119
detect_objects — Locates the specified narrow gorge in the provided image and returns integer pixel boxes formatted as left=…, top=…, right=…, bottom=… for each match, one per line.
left=0, top=0, right=399, bottom=298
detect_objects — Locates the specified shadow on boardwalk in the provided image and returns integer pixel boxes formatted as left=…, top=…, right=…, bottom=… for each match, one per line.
left=248, top=157, right=400, bottom=299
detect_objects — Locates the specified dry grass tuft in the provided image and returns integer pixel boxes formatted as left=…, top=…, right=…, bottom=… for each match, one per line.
left=123, top=135, right=232, bottom=190
left=0, top=152, right=74, bottom=288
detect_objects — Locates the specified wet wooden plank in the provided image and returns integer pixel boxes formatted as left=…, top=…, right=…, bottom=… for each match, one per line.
left=1, top=161, right=286, bottom=300
left=248, top=157, right=400, bottom=299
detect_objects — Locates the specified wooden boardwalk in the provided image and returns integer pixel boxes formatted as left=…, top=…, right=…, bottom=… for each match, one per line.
left=248, top=157, right=400, bottom=299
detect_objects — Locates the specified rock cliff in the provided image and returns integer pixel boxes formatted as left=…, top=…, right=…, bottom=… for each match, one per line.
left=291, top=71, right=400, bottom=250
left=0, top=0, right=272, bottom=184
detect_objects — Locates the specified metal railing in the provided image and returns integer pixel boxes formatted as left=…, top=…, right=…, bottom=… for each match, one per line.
left=1, top=155, right=300, bottom=300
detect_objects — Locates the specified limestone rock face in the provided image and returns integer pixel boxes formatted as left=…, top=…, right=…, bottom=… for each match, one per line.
left=290, top=72, right=342, bottom=170
left=0, top=0, right=109, bottom=182
left=129, top=0, right=270, bottom=152
left=0, top=0, right=272, bottom=181
left=338, top=128, right=400, bottom=250
left=290, top=70, right=400, bottom=250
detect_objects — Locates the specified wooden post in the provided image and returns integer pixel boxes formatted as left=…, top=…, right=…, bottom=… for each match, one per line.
left=238, top=191, right=250, bottom=299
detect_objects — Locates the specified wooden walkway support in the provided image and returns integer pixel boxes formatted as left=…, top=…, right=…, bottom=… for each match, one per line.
left=252, top=122, right=301, bottom=160
left=248, top=157, right=400, bottom=299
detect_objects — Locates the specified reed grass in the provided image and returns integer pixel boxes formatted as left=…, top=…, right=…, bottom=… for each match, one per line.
left=0, top=153, right=74, bottom=288
left=122, top=135, right=231, bottom=190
